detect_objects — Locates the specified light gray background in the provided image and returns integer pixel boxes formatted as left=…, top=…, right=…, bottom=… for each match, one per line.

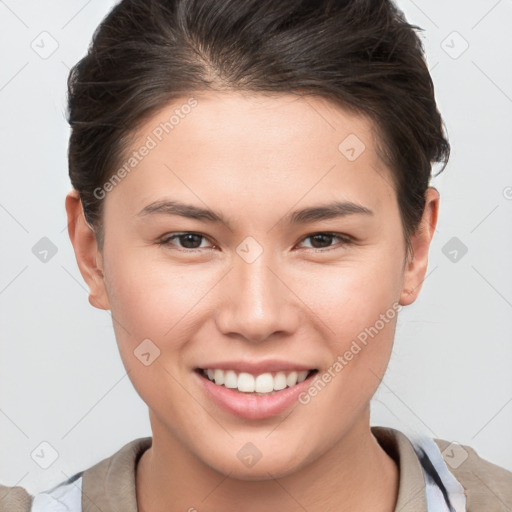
left=1, top=0, right=511, bottom=495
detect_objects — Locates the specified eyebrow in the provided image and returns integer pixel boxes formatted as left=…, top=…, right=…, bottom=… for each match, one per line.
left=137, top=199, right=373, bottom=229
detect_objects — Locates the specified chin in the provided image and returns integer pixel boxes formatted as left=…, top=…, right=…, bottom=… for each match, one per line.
left=204, top=449, right=309, bottom=481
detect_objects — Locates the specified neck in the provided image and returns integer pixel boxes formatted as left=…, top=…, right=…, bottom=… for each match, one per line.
left=136, top=411, right=399, bottom=512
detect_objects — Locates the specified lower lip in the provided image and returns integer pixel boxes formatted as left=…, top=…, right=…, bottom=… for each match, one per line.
left=194, top=369, right=318, bottom=420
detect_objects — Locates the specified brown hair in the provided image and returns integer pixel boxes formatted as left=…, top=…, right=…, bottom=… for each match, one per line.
left=67, top=0, right=450, bottom=257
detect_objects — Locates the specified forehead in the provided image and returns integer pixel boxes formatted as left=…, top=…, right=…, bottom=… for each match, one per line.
left=139, top=91, right=378, bottom=156
left=108, top=91, right=396, bottom=218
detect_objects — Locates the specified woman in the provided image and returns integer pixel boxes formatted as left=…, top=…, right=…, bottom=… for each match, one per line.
left=2, top=0, right=511, bottom=511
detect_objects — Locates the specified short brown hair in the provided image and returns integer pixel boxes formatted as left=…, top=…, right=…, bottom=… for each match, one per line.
left=67, top=0, right=450, bottom=257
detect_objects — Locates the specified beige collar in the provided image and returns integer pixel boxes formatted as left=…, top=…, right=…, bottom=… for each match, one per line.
left=81, top=426, right=428, bottom=512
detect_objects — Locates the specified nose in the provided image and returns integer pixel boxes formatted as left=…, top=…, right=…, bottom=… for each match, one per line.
left=215, top=252, right=300, bottom=344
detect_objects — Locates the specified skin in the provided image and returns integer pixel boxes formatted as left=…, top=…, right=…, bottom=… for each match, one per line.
left=65, top=91, right=439, bottom=512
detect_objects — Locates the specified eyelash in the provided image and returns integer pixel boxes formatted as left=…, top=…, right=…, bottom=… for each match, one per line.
left=156, top=232, right=353, bottom=253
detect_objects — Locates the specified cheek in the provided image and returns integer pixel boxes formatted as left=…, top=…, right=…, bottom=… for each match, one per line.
left=306, top=249, right=403, bottom=335
left=102, top=254, right=207, bottom=403
left=103, top=248, right=219, bottom=345
left=301, top=244, right=404, bottom=401
left=297, top=261, right=401, bottom=418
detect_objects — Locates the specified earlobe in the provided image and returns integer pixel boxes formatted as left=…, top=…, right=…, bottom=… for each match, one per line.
left=65, top=189, right=111, bottom=311
left=399, top=187, right=440, bottom=306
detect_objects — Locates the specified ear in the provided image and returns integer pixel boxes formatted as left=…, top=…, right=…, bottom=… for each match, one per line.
left=65, top=189, right=110, bottom=310
left=399, top=187, right=440, bottom=306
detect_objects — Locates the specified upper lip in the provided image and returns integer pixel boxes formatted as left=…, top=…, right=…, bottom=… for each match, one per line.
left=196, top=359, right=318, bottom=374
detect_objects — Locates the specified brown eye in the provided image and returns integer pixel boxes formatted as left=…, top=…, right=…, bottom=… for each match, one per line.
left=299, top=232, right=352, bottom=251
left=158, top=232, right=212, bottom=251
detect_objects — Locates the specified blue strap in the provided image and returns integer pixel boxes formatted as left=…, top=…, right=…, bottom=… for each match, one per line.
left=30, top=474, right=82, bottom=512
left=408, top=434, right=467, bottom=512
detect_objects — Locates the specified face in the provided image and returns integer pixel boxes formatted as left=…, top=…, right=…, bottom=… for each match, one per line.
left=67, top=91, right=438, bottom=480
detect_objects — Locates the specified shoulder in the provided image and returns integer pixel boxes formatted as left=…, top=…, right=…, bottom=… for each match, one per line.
left=0, top=437, right=151, bottom=512
left=1, top=472, right=83, bottom=512
left=433, top=437, right=512, bottom=511
left=0, top=484, right=33, bottom=512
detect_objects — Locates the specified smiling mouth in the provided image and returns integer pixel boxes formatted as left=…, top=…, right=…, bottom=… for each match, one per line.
left=194, top=368, right=318, bottom=396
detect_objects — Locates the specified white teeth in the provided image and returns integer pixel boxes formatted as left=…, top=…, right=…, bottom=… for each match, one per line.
left=213, top=369, right=224, bottom=385
left=202, top=368, right=312, bottom=394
